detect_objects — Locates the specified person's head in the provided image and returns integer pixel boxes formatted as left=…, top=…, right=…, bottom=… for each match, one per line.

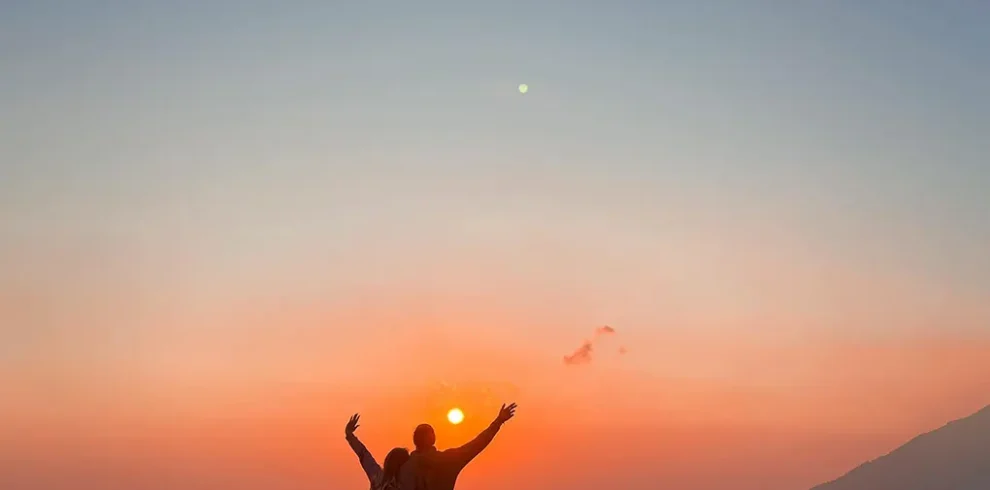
left=413, top=423, right=436, bottom=450
left=382, top=447, right=409, bottom=482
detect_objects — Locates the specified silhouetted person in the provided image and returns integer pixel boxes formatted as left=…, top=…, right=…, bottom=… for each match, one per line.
left=399, top=403, right=517, bottom=490
left=345, top=413, right=410, bottom=490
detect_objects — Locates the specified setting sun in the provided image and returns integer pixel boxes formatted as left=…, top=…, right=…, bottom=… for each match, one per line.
left=447, top=408, right=464, bottom=425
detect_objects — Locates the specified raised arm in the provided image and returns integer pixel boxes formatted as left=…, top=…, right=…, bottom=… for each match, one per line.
left=344, top=414, right=383, bottom=484
left=444, top=403, right=516, bottom=468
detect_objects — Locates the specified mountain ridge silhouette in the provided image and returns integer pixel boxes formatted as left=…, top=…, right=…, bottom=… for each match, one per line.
left=812, top=404, right=990, bottom=490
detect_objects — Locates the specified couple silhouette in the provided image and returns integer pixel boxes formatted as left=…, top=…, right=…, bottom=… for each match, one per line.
left=345, top=403, right=518, bottom=490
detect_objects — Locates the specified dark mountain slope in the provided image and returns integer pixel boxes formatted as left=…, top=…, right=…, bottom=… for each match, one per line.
left=813, top=405, right=990, bottom=490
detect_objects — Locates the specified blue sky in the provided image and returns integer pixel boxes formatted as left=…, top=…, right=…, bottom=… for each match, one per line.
left=2, top=0, right=988, bottom=349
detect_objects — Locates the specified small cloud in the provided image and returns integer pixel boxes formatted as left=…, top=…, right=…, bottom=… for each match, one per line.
left=618, top=346, right=628, bottom=355
left=563, top=341, right=594, bottom=365
left=563, top=326, right=619, bottom=366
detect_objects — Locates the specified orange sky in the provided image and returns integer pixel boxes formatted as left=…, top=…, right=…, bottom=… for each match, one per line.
left=4, top=291, right=989, bottom=490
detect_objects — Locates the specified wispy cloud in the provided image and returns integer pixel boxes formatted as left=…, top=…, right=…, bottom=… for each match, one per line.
left=563, top=341, right=594, bottom=365
left=563, top=326, right=620, bottom=366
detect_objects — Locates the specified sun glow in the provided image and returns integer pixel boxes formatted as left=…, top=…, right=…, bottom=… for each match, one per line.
left=447, top=408, right=464, bottom=425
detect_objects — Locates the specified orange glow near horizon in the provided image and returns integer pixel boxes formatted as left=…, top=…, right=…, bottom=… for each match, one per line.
left=3, top=293, right=990, bottom=490
left=4, top=253, right=990, bottom=490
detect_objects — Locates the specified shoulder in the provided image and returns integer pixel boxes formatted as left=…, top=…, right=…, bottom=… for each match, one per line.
left=399, top=455, right=419, bottom=477
left=376, top=475, right=400, bottom=490
left=434, top=449, right=463, bottom=465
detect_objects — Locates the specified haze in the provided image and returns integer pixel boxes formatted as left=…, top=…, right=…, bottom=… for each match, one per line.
left=2, top=2, right=988, bottom=489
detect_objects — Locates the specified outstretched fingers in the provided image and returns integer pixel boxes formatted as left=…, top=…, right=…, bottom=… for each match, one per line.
left=346, top=413, right=361, bottom=434
left=497, top=402, right=517, bottom=422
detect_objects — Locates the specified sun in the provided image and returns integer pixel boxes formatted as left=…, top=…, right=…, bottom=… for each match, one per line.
left=447, top=408, right=464, bottom=425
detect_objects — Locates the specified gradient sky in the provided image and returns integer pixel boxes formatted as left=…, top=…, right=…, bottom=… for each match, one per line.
left=2, top=1, right=989, bottom=489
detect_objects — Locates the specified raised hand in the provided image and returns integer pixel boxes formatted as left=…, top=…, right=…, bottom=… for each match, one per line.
left=345, top=413, right=360, bottom=436
left=495, top=403, right=517, bottom=424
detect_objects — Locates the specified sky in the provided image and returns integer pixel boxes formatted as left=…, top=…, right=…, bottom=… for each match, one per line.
left=1, top=1, right=989, bottom=489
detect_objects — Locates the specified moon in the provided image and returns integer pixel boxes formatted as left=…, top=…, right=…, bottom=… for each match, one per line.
left=518, top=83, right=528, bottom=94
left=447, top=408, right=464, bottom=425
